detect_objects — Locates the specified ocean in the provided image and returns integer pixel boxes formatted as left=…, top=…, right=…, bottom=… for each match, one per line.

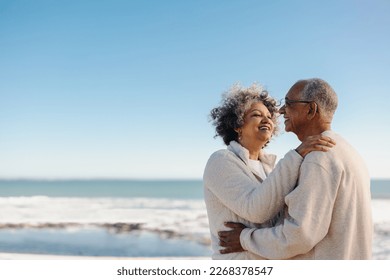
left=0, top=179, right=389, bottom=259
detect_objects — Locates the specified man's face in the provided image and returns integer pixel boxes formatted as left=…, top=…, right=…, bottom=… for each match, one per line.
left=279, top=83, right=310, bottom=136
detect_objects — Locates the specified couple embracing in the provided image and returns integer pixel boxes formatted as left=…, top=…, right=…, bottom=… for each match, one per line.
left=203, top=78, right=372, bottom=260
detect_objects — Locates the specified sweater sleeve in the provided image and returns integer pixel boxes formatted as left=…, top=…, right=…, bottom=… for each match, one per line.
left=203, top=149, right=302, bottom=224
left=240, top=157, right=340, bottom=259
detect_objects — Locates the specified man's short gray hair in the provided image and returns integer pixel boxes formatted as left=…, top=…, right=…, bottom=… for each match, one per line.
left=300, top=78, right=338, bottom=119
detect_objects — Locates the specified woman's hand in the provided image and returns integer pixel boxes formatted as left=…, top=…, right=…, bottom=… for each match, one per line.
left=295, top=135, right=336, bottom=157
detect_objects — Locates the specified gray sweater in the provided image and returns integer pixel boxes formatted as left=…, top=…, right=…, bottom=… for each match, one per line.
left=203, top=141, right=303, bottom=259
left=240, top=131, right=373, bottom=259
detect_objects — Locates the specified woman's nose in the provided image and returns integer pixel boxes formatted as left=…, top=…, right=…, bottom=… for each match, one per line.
left=261, top=116, right=271, bottom=123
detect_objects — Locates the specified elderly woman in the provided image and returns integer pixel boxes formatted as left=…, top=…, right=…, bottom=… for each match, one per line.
left=203, top=83, right=335, bottom=259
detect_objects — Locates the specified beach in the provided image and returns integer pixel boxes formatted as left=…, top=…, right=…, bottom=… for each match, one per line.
left=0, top=180, right=389, bottom=260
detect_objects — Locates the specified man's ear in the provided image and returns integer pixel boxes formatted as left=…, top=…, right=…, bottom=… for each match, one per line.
left=307, top=102, right=318, bottom=120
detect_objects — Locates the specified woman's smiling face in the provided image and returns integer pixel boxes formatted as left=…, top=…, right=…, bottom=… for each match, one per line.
left=239, top=101, right=275, bottom=148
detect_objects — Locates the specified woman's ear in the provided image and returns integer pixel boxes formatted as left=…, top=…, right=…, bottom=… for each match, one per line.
left=235, top=128, right=242, bottom=141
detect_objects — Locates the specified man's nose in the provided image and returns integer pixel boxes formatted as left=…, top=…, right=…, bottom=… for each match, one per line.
left=279, top=105, right=286, bottom=114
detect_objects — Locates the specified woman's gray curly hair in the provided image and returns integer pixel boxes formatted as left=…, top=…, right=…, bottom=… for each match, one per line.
left=210, top=83, right=279, bottom=146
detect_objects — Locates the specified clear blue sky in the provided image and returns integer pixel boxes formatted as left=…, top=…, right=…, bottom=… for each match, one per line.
left=1, top=0, right=389, bottom=179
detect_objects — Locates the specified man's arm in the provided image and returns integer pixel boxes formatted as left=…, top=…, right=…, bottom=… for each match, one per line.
left=203, top=149, right=302, bottom=224
left=235, top=158, right=340, bottom=259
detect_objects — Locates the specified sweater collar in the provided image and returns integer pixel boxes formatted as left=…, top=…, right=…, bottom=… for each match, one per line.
left=227, top=141, right=277, bottom=177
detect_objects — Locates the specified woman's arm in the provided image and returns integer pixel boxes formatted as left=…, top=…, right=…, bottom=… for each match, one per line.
left=203, top=149, right=302, bottom=223
left=204, top=135, right=335, bottom=224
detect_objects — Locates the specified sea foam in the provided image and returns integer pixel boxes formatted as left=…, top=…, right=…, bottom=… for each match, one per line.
left=0, top=196, right=389, bottom=259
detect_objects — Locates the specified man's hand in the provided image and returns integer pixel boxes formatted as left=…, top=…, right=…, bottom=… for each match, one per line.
left=218, top=222, right=247, bottom=254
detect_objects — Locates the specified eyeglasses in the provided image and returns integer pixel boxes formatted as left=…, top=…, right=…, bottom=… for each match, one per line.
left=280, top=98, right=313, bottom=107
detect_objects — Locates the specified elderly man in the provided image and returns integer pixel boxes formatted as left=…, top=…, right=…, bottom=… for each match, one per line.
left=219, top=78, right=373, bottom=259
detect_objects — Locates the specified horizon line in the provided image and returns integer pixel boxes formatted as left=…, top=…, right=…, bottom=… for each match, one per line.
left=0, top=177, right=203, bottom=181
left=0, top=177, right=389, bottom=181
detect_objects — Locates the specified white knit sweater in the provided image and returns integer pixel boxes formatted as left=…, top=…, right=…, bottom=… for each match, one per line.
left=240, top=131, right=373, bottom=259
left=203, top=141, right=303, bottom=259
